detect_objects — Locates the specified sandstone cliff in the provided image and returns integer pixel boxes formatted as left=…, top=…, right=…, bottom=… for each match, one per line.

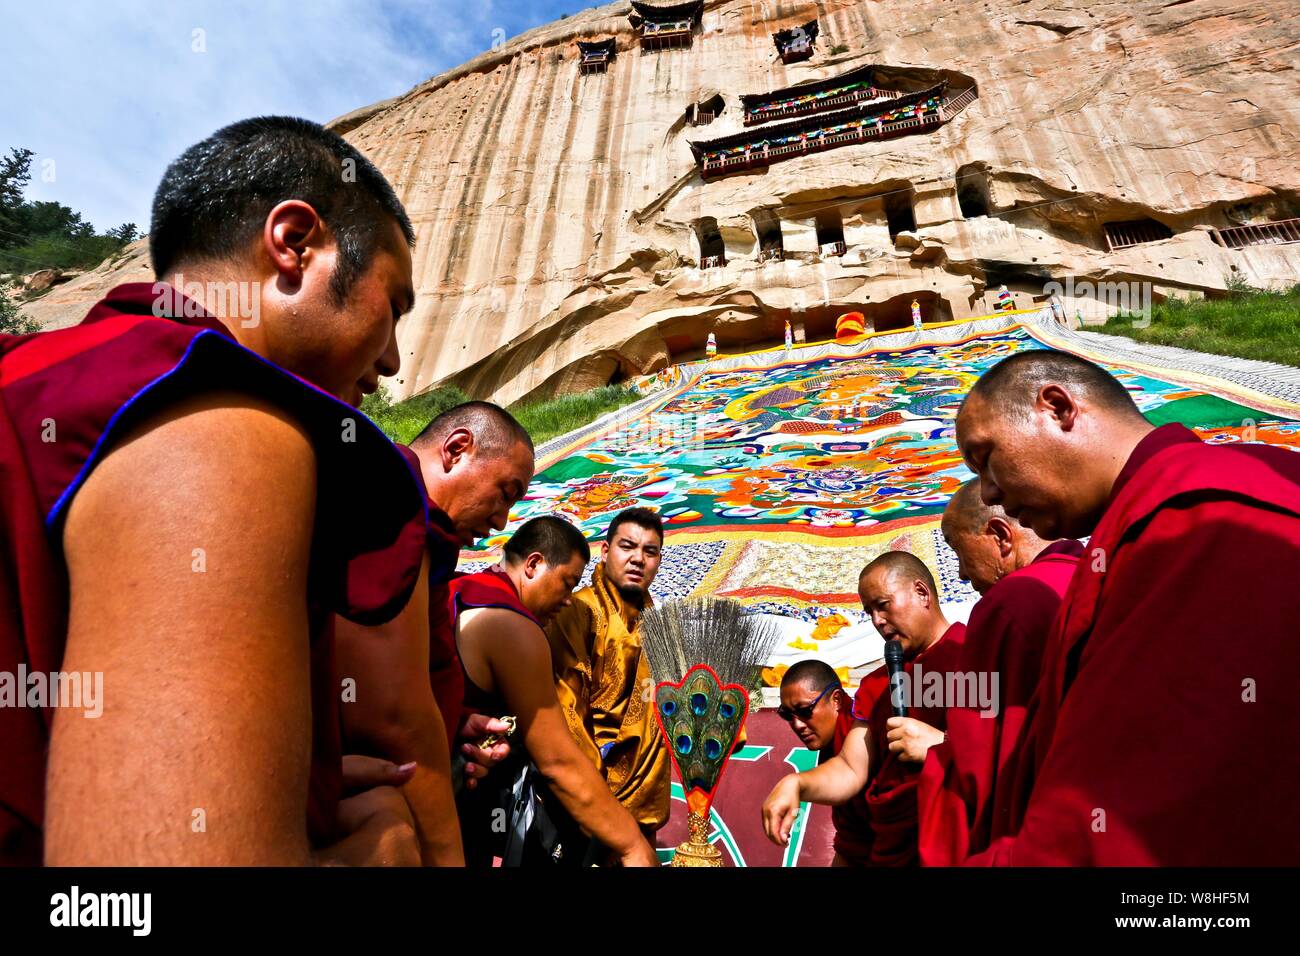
left=24, top=0, right=1300, bottom=405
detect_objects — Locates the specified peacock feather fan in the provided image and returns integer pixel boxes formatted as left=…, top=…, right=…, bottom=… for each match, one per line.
left=639, top=598, right=781, bottom=815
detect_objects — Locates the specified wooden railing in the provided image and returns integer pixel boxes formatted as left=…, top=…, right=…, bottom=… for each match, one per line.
left=1212, top=218, right=1300, bottom=249
left=820, top=241, right=847, bottom=258
left=743, top=86, right=902, bottom=126
left=758, top=247, right=784, bottom=263
left=1104, top=220, right=1173, bottom=251
left=643, top=19, right=693, bottom=35
left=701, top=254, right=726, bottom=269
left=940, top=86, right=978, bottom=120
left=701, top=111, right=943, bottom=177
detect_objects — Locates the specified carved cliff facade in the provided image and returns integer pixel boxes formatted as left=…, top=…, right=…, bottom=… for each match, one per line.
left=25, top=0, right=1300, bottom=405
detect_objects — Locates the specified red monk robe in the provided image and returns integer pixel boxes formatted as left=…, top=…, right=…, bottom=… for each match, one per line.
left=917, top=540, right=1082, bottom=865
left=851, top=623, right=966, bottom=866
left=969, top=423, right=1300, bottom=866
left=0, top=283, right=427, bottom=865
left=828, top=669, right=887, bottom=865
left=394, top=444, right=465, bottom=749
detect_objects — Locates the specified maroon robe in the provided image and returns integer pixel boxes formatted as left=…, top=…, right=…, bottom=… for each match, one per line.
left=968, top=423, right=1300, bottom=865
left=917, top=540, right=1082, bottom=865
left=850, top=622, right=966, bottom=866
left=0, top=282, right=427, bottom=864
left=393, top=444, right=465, bottom=749
left=827, top=670, right=886, bottom=865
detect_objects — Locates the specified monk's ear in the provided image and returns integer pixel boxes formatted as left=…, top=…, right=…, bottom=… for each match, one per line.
left=262, top=200, right=326, bottom=288
left=524, top=552, right=546, bottom=580
left=1037, top=383, right=1080, bottom=431
left=441, top=427, right=474, bottom=470
left=914, top=578, right=933, bottom=607
left=987, top=517, right=1016, bottom=558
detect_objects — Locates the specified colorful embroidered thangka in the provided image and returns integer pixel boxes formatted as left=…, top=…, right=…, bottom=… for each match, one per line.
left=470, top=321, right=1300, bottom=622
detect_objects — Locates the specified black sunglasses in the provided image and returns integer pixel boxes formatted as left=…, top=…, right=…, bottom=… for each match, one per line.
left=777, top=683, right=838, bottom=722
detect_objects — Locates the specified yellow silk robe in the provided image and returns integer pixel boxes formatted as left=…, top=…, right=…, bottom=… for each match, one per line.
left=545, top=562, right=671, bottom=831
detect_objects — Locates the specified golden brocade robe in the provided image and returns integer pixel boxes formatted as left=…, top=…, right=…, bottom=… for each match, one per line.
left=545, top=562, right=670, bottom=831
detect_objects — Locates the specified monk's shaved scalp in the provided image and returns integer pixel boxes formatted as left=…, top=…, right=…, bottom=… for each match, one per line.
left=781, top=658, right=841, bottom=693
left=860, top=550, right=938, bottom=596
left=947, top=478, right=1007, bottom=535
left=963, top=350, right=1142, bottom=420
left=412, top=400, right=533, bottom=457
left=504, top=515, right=590, bottom=567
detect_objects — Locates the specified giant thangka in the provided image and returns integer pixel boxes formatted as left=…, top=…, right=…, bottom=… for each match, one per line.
left=465, top=308, right=1300, bottom=682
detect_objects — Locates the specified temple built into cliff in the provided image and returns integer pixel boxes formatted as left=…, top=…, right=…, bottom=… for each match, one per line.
left=630, top=1, right=703, bottom=51
left=577, top=39, right=616, bottom=75
left=773, top=19, right=818, bottom=64
left=691, top=78, right=974, bottom=179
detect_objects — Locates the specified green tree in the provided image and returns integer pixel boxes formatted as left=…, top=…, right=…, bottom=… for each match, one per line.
left=0, top=288, right=40, bottom=335
left=0, top=147, right=35, bottom=249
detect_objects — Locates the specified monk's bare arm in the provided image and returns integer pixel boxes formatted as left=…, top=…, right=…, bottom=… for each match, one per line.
left=804, top=723, right=873, bottom=803
left=48, top=393, right=318, bottom=865
left=335, top=552, right=465, bottom=866
left=474, top=611, right=656, bottom=866
left=762, top=723, right=872, bottom=846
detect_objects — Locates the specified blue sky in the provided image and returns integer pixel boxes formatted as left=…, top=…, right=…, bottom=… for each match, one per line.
left=0, top=0, right=588, bottom=233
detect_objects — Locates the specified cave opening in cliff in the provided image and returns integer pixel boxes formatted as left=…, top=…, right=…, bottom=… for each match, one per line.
left=956, top=165, right=991, bottom=219
left=886, top=191, right=917, bottom=239
left=816, top=212, right=846, bottom=257
left=1102, top=217, right=1174, bottom=251
left=695, top=217, right=727, bottom=268
left=686, top=94, right=725, bottom=127
left=753, top=210, right=784, bottom=262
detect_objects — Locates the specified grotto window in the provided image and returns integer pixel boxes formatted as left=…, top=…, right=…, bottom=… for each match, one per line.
left=696, top=217, right=727, bottom=268
left=686, top=93, right=726, bottom=127
left=816, top=211, right=846, bottom=257
left=1103, top=218, right=1174, bottom=251
left=886, top=190, right=916, bottom=239
left=754, top=210, right=785, bottom=262
left=956, top=166, right=991, bottom=219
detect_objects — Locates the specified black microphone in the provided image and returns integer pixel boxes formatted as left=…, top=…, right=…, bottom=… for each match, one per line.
left=884, top=639, right=908, bottom=717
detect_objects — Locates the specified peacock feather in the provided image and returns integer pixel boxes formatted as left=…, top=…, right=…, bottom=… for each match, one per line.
left=641, top=598, right=781, bottom=817
left=655, top=664, right=749, bottom=815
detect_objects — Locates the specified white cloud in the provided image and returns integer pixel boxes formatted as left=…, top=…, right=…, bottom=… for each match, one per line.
left=0, top=0, right=571, bottom=232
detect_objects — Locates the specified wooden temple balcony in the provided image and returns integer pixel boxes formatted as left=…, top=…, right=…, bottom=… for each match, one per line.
left=757, top=247, right=785, bottom=263
left=741, top=64, right=898, bottom=126
left=701, top=254, right=726, bottom=269
left=577, top=39, right=615, bottom=75
left=774, top=19, right=818, bottom=65
left=630, top=1, right=702, bottom=51
left=694, top=83, right=968, bottom=180
left=820, top=241, right=847, bottom=258
left=1212, top=218, right=1300, bottom=249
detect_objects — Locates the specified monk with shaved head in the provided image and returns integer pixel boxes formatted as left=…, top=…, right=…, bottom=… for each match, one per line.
left=763, top=551, right=965, bottom=866
left=955, top=348, right=1300, bottom=865
left=917, top=479, right=1082, bottom=865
